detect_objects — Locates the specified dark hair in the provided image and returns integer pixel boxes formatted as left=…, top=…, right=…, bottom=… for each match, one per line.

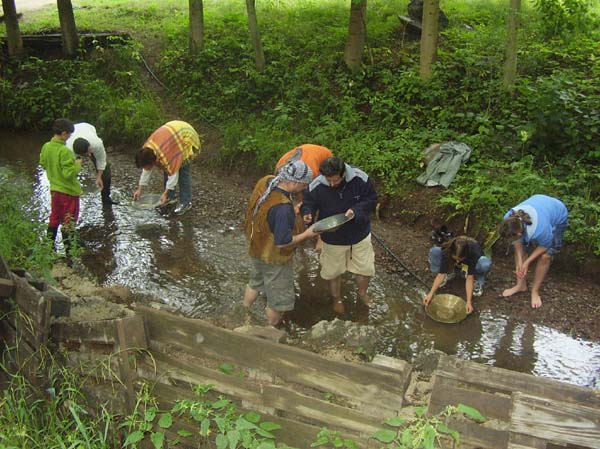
left=441, top=236, right=476, bottom=262
left=319, top=157, right=345, bottom=177
left=135, top=148, right=157, bottom=168
left=499, top=210, right=531, bottom=240
left=52, top=118, right=74, bottom=135
left=73, top=138, right=90, bottom=156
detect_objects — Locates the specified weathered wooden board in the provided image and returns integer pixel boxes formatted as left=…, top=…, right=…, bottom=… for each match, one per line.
left=446, top=417, right=509, bottom=449
left=510, top=393, right=600, bottom=449
left=13, top=275, right=49, bottom=340
left=0, top=277, right=16, bottom=298
left=508, top=432, right=548, bottom=449
left=437, top=356, right=600, bottom=408
left=137, top=305, right=409, bottom=412
left=138, top=351, right=385, bottom=436
left=149, top=381, right=352, bottom=449
left=51, top=315, right=147, bottom=348
left=429, top=374, right=512, bottom=421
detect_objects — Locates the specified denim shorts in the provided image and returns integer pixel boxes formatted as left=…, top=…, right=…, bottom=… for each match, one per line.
left=547, top=221, right=568, bottom=257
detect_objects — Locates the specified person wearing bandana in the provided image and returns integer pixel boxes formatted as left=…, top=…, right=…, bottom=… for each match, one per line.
left=243, top=160, right=319, bottom=326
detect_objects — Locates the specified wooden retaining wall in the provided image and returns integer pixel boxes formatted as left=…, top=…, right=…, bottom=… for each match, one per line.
left=1, top=257, right=599, bottom=449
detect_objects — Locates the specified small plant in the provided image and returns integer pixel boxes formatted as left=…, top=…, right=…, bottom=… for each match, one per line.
left=371, top=404, right=485, bottom=449
left=311, top=404, right=485, bottom=449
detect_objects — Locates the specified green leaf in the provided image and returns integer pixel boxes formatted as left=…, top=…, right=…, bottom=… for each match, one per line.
left=255, top=427, right=275, bottom=439
left=199, top=418, right=211, bottom=436
left=437, top=424, right=460, bottom=443
left=228, top=429, right=240, bottom=449
left=423, top=425, right=435, bottom=449
left=384, top=416, right=404, bottom=427
left=372, top=429, right=396, bottom=443
left=124, top=430, right=144, bottom=446
left=259, top=422, right=281, bottom=432
left=212, top=399, right=231, bottom=409
left=311, top=437, right=329, bottom=447
left=177, top=429, right=193, bottom=437
left=151, top=431, right=165, bottom=449
left=457, top=403, right=486, bottom=423
left=235, top=417, right=257, bottom=431
left=219, top=363, right=235, bottom=374
left=344, top=439, right=358, bottom=449
left=414, top=406, right=427, bottom=418
left=144, top=407, right=157, bottom=422
left=244, top=411, right=261, bottom=423
left=216, top=434, right=228, bottom=449
left=158, top=413, right=173, bottom=429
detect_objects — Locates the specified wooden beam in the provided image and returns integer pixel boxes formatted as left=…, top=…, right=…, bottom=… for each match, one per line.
left=437, top=356, right=600, bottom=409
left=510, top=392, right=600, bottom=448
left=429, top=374, right=512, bottom=421
left=138, top=352, right=385, bottom=436
left=137, top=305, right=409, bottom=412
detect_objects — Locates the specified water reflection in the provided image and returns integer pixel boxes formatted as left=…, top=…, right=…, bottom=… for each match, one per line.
left=1, top=130, right=599, bottom=388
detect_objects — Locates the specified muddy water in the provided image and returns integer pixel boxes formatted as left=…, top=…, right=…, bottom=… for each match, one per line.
left=2, top=130, right=599, bottom=388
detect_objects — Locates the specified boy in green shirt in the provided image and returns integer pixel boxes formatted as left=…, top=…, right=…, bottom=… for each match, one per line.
left=39, top=118, right=82, bottom=255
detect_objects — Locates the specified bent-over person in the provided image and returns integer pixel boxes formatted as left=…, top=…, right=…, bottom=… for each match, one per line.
left=499, top=194, right=568, bottom=308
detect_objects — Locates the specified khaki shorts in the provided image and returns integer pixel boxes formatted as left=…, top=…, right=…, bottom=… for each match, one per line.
left=248, top=258, right=295, bottom=312
left=320, top=234, right=375, bottom=280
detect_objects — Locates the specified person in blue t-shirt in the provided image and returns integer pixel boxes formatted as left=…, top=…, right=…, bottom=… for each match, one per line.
left=499, top=194, right=568, bottom=308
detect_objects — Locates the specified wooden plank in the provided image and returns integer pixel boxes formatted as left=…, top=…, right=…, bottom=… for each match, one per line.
left=14, top=275, right=47, bottom=328
left=42, top=286, right=71, bottom=318
left=116, top=318, right=138, bottom=413
left=52, top=320, right=119, bottom=345
left=137, top=305, right=408, bottom=411
left=0, top=278, right=16, bottom=298
left=437, top=356, right=600, bottom=408
left=509, top=432, right=548, bottom=449
left=446, top=417, right=509, bottom=449
left=138, top=350, right=384, bottom=435
left=150, top=381, right=355, bottom=449
left=51, top=315, right=146, bottom=348
left=510, top=392, right=600, bottom=448
left=429, top=374, right=511, bottom=421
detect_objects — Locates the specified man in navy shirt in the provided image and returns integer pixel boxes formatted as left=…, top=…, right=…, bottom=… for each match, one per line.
left=302, top=157, right=377, bottom=314
left=243, top=161, right=318, bottom=325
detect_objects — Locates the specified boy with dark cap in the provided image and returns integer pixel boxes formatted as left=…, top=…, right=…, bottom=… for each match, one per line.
left=39, top=118, right=82, bottom=256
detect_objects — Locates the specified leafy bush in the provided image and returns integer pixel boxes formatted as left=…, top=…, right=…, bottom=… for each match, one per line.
left=0, top=170, right=57, bottom=278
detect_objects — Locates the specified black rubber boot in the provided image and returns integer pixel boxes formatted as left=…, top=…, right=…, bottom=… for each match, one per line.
left=61, top=231, right=74, bottom=267
left=47, top=226, right=58, bottom=250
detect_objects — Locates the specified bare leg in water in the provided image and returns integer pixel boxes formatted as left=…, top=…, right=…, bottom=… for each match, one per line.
left=356, top=274, right=371, bottom=305
left=329, top=276, right=344, bottom=314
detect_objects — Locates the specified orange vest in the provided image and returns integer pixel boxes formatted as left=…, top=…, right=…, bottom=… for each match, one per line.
left=245, top=176, right=304, bottom=265
left=275, top=144, right=333, bottom=178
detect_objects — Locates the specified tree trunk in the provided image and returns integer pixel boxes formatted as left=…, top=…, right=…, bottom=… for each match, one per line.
left=189, top=0, right=204, bottom=54
left=57, top=0, right=78, bottom=57
left=419, top=0, right=439, bottom=81
left=2, top=0, right=24, bottom=58
left=245, top=0, right=265, bottom=72
left=343, top=0, right=367, bottom=73
left=502, top=0, right=521, bottom=90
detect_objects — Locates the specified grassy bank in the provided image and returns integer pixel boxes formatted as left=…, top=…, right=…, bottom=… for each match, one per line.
left=1, top=0, right=599, bottom=257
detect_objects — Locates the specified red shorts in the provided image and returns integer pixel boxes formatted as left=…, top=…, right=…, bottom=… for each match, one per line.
left=49, top=191, right=80, bottom=229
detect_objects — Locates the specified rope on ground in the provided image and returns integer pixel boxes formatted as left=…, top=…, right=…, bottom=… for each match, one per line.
left=371, top=231, right=429, bottom=288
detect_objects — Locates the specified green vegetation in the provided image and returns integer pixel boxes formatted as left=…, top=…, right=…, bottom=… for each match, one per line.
left=0, top=0, right=599, bottom=256
left=0, top=170, right=57, bottom=278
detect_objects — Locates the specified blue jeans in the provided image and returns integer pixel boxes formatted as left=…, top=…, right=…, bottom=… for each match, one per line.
left=428, top=246, right=492, bottom=285
left=163, top=161, right=192, bottom=205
